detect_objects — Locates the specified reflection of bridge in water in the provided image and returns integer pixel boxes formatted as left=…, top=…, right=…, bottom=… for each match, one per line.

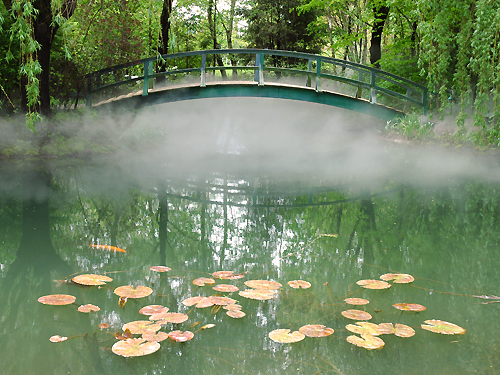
left=86, top=49, right=428, bottom=121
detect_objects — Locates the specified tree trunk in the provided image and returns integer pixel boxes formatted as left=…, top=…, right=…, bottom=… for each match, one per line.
left=159, top=0, right=173, bottom=55
left=369, top=5, right=390, bottom=68
left=207, top=0, right=227, bottom=78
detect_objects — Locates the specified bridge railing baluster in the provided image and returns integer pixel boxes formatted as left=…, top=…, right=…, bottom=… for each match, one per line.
left=315, top=58, right=321, bottom=92
left=201, top=54, right=206, bottom=87
left=370, top=70, right=377, bottom=104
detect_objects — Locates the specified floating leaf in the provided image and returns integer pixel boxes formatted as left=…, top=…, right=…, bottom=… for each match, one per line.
left=150, top=266, right=171, bottom=272
left=112, top=338, right=160, bottom=357
left=239, top=289, right=276, bottom=300
left=114, top=285, right=153, bottom=299
left=115, top=328, right=133, bottom=340
left=393, top=303, right=426, bottom=312
left=244, top=280, right=282, bottom=290
left=78, top=304, right=100, bottom=313
left=49, top=335, right=68, bottom=343
left=212, top=271, right=244, bottom=280
left=377, top=323, right=415, bottom=338
left=99, top=323, right=110, bottom=330
left=142, top=331, right=169, bottom=343
left=380, top=273, right=414, bottom=284
left=209, top=296, right=237, bottom=306
left=287, top=280, right=311, bottom=289
left=201, top=324, right=216, bottom=330
left=155, top=312, right=189, bottom=324
left=226, top=310, right=246, bottom=318
left=341, top=309, right=372, bottom=321
left=213, top=284, right=239, bottom=292
left=346, top=322, right=381, bottom=336
left=298, top=324, right=334, bottom=337
left=72, top=274, right=113, bottom=286
left=139, top=305, right=168, bottom=316
left=356, top=279, right=391, bottom=290
left=344, top=298, right=370, bottom=306
left=346, top=334, right=385, bottom=350
left=193, top=277, right=216, bottom=286
left=122, top=320, right=161, bottom=334
left=223, top=304, right=242, bottom=311
left=421, top=320, right=466, bottom=335
left=38, top=294, right=76, bottom=306
left=268, top=329, right=305, bottom=343
left=168, top=330, right=194, bottom=342
left=182, top=296, right=236, bottom=308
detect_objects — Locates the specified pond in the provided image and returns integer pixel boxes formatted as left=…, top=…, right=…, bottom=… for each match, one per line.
left=1, top=99, right=500, bottom=374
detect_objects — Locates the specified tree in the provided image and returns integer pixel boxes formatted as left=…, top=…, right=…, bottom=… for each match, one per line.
left=369, top=3, right=390, bottom=67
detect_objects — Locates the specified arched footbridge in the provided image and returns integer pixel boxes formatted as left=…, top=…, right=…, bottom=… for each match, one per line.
left=86, top=49, right=428, bottom=121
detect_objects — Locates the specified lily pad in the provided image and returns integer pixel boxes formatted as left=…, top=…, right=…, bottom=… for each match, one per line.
left=150, top=266, right=171, bottom=272
left=298, top=324, right=334, bottom=337
left=380, top=273, right=414, bottom=284
left=213, top=284, right=239, bottom=292
left=139, top=305, right=168, bottom=316
left=244, top=280, right=282, bottom=290
left=377, top=323, right=415, bottom=337
left=268, top=329, right=305, bottom=343
left=346, top=322, right=381, bottom=336
left=210, top=296, right=237, bottom=306
left=421, top=320, right=466, bottom=335
left=38, top=294, right=76, bottom=306
left=193, top=277, right=216, bottom=286
left=182, top=296, right=236, bottom=308
left=49, top=335, right=68, bottom=343
left=154, top=312, right=189, bottom=324
left=99, top=323, right=110, bottom=329
left=226, top=310, right=246, bottom=318
left=115, top=328, right=133, bottom=340
left=122, top=320, right=161, bottom=334
left=168, top=330, right=194, bottom=342
left=287, top=280, right=311, bottom=289
left=77, top=304, right=100, bottom=313
left=393, top=303, right=426, bottom=312
left=112, top=338, right=160, bottom=357
left=72, top=274, right=113, bottom=286
left=201, top=324, right=216, bottom=329
left=344, top=298, right=370, bottom=305
left=114, top=285, right=153, bottom=299
left=142, top=331, right=169, bottom=342
left=239, top=289, right=276, bottom=300
left=212, top=271, right=244, bottom=280
left=356, top=279, right=391, bottom=290
left=346, top=334, right=385, bottom=350
left=341, top=309, right=372, bottom=321
left=223, top=304, right=243, bottom=311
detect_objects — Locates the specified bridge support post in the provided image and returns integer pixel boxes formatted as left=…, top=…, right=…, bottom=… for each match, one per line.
left=143, top=61, right=153, bottom=96
left=201, top=54, right=206, bottom=87
left=306, top=59, right=312, bottom=87
left=315, top=58, right=321, bottom=92
left=256, top=53, right=264, bottom=86
left=370, top=70, right=377, bottom=104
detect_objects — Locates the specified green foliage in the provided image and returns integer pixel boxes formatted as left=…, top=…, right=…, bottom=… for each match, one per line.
left=385, top=113, right=435, bottom=140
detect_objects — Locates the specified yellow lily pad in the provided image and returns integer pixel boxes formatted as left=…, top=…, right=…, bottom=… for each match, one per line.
left=377, top=323, right=415, bottom=337
left=268, top=329, right=305, bottom=343
left=356, top=279, right=391, bottom=290
left=212, top=284, right=239, bottom=292
left=346, top=322, right=381, bottom=336
left=38, top=294, right=76, bottom=306
left=168, top=330, right=194, bottom=342
left=347, top=334, right=385, bottom=350
left=114, top=285, right=153, bottom=298
left=142, top=331, right=169, bottom=342
left=193, top=277, right=216, bottom=286
left=72, top=274, right=113, bottom=286
left=122, top=320, right=161, bottom=334
left=287, top=280, right=311, bottom=289
left=226, top=310, right=246, bottom=318
left=239, top=289, right=276, bottom=300
left=341, top=309, right=372, bottom=320
left=298, top=324, right=334, bottom=337
left=139, top=305, right=168, bottom=316
left=421, top=320, right=466, bottom=335
left=244, top=280, right=282, bottom=290
left=344, top=298, right=370, bottom=305
left=112, top=338, right=160, bottom=357
left=380, top=273, right=414, bottom=284
left=393, top=303, right=426, bottom=312
left=77, top=304, right=100, bottom=313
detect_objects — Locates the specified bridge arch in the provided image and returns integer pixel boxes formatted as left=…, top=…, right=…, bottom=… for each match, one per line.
left=86, top=49, right=428, bottom=121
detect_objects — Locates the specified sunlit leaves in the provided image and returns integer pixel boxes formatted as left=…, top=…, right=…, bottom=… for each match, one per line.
left=344, top=298, right=369, bottom=305
left=122, top=321, right=161, bottom=334
left=142, top=331, right=169, bottom=343
left=152, top=312, right=189, bottom=324
left=114, top=285, right=153, bottom=298
left=49, top=335, right=68, bottom=343
left=393, top=303, right=426, bottom=312
left=193, top=278, right=215, bottom=286
left=380, top=273, right=414, bottom=284
left=112, top=338, right=160, bottom=357
left=356, top=279, right=391, bottom=289
left=377, top=323, right=415, bottom=338
left=77, top=304, right=100, bottom=313
left=212, top=284, right=239, bottom=292
left=244, top=280, right=282, bottom=290
left=168, top=330, right=194, bottom=342
left=269, top=329, right=305, bottom=343
left=38, top=294, right=76, bottom=305
left=346, top=322, right=381, bottom=336
left=226, top=310, right=246, bottom=318
left=341, top=309, right=372, bottom=320
left=421, top=320, right=466, bottom=335
left=298, top=325, right=334, bottom=337
left=287, top=280, right=311, bottom=289
left=150, top=266, right=171, bottom=272
left=346, top=334, right=385, bottom=350
left=139, top=305, right=168, bottom=316
left=239, top=289, right=276, bottom=300
left=72, top=274, right=113, bottom=286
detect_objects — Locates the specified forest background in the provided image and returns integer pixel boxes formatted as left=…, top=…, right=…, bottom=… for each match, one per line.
left=0, top=0, right=500, bottom=148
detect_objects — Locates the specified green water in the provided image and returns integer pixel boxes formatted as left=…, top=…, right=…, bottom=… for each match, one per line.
left=1, top=156, right=500, bottom=375
left=2, top=100, right=500, bottom=374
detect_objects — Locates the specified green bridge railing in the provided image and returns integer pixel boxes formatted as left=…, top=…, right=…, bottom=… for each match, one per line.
left=85, top=49, right=428, bottom=115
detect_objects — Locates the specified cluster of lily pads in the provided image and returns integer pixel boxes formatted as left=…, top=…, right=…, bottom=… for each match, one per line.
left=38, top=268, right=465, bottom=357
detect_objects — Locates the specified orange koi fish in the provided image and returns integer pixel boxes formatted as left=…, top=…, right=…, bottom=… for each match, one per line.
left=90, top=244, right=127, bottom=253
